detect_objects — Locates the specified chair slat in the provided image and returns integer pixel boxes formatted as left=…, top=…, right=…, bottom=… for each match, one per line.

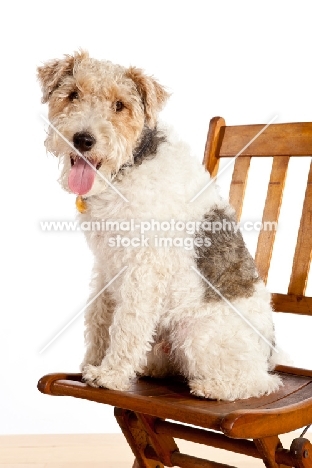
left=288, top=159, right=312, bottom=296
left=229, top=156, right=251, bottom=221
left=203, top=116, right=225, bottom=178
left=255, top=156, right=290, bottom=283
left=219, top=123, right=312, bottom=157
left=272, top=293, right=312, bottom=316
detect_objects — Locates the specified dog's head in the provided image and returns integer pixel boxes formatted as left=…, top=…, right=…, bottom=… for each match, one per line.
left=38, top=51, right=169, bottom=196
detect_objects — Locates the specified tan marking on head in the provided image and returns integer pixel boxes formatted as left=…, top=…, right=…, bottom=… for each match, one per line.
left=39, top=53, right=170, bottom=195
left=37, top=50, right=88, bottom=103
left=126, top=67, right=170, bottom=128
left=107, top=84, right=145, bottom=155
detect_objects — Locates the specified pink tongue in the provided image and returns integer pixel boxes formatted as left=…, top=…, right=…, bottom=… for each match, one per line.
left=68, top=158, right=96, bottom=195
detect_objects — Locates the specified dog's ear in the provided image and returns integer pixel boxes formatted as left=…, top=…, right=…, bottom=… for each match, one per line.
left=37, top=55, right=75, bottom=103
left=37, top=51, right=88, bottom=103
left=126, top=67, right=170, bottom=128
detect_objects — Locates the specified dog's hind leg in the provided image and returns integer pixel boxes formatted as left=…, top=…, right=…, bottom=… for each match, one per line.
left=170, top=307, right=281, bottom=401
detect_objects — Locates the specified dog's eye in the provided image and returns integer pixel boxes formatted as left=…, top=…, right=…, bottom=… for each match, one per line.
left=68, top=91, right=79, bottom=101
left=115, top=101, right=124, bottom=112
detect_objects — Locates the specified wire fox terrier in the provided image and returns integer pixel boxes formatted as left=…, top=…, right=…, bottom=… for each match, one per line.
left=38, top=51, right=282, bottom=400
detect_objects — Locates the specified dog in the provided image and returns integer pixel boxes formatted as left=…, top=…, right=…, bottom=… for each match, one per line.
left=38, top=51, right=282, bottom=400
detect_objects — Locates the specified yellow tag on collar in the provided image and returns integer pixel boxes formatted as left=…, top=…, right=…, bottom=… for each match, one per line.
left=76, top=196, right=87, bottom=213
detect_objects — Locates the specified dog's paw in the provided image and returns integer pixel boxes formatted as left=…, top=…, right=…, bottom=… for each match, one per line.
left=189, top=373, right=282, bottom=401
left=82, top=364, right=131, bottom=391
left=80, top=356, right=103, bottom=371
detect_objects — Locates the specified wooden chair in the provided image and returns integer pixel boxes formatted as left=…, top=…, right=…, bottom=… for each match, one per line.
left=38, top=117, right=312, bottom=468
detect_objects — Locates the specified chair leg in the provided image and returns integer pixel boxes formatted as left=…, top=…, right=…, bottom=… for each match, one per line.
left=115, top=408, right=167, bottom=468
left=136, top=413, right=179, bottom=467
left=254, top=436, right=289, bottom=468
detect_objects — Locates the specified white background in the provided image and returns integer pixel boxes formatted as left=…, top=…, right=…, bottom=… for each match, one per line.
left=1, top=0, right=312, bottom=434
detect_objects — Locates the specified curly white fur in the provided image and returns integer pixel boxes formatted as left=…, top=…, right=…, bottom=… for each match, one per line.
left=79, top=126, right=281, bottom=399
left=38, top=52, right=283, bottom=400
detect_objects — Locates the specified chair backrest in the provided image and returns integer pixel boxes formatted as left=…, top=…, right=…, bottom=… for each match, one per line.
left=204, top=117, right=312, bottom=316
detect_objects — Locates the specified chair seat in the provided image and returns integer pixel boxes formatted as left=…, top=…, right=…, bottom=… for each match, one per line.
left=38, top=365, right=312, bottom=440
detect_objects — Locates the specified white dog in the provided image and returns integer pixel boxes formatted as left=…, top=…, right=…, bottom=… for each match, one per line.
left=38, top=51, right=282, bottom=400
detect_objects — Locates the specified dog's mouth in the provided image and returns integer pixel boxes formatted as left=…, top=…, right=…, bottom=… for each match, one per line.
left=68, top=154, right=102, bottom=195
left=70, top=155, right=102, bottom=170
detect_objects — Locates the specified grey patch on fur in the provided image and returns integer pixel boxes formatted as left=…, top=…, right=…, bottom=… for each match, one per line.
left=133, top=126, right=166, bottom=165
left=194, top=207, right=260, bottom=301
left=113, top=126, right=166, bottom=179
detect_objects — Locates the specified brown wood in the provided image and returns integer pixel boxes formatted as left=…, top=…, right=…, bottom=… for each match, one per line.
left=37, top=118, right=312, bottom=468
left=218, top=122, right=312, bottom=158
left=136, top=414, right=178, bottom=467
left=228, top=156, right=251, bottom=221
left=203, top=117, right=225, bottom=179
left=272, top=293, right=312, bottom=316
left=144, top=440, right=238, bottom=468
left=114, top=408, right=163, bottom=468
left=221, top=387, right=312, bottom=439
left=38, top=371, right=312, bottom=439
left=255, top=156, right=290, bottom=283
left=290, top=438, right=312, bottom=467
left=154, top=420, right=261, bottom=459
left=253, top=437, right=288, bottom=468
left=274, top=364, right=312, bottom=378
left=275, top=445, right=299, bottom=466
left=288, top=159, right=312, bottom=296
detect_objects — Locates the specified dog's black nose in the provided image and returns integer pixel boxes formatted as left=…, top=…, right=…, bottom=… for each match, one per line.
left=73, top=132, right=96, bottom=152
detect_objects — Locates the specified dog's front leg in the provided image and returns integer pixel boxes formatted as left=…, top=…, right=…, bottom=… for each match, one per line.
left=81, top=271, right=116, bottom=370
left=82, top=265, right=163, bottom=391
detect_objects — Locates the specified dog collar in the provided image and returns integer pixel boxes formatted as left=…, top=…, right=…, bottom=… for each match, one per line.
left=76, top=195, right=88, bottom=213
